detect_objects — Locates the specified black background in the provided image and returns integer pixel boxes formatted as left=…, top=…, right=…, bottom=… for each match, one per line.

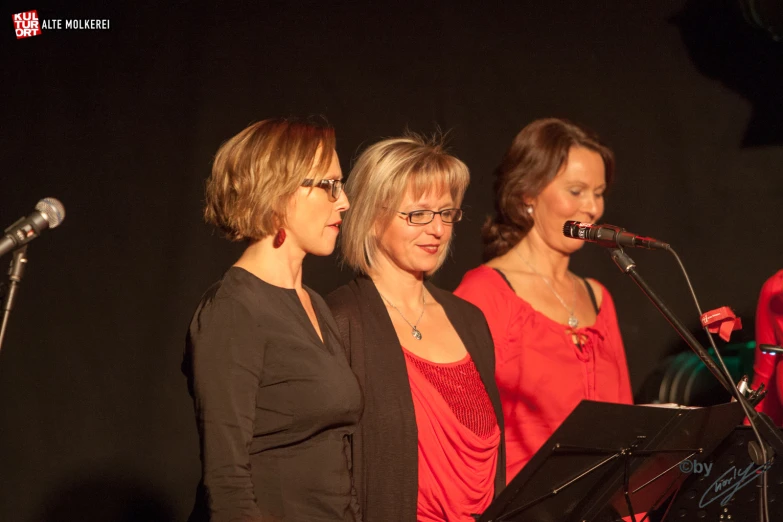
left=2, top=1, right=782, bottom=520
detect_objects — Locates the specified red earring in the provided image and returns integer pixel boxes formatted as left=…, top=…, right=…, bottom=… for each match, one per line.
left=273, top=228, right=286, bottom=248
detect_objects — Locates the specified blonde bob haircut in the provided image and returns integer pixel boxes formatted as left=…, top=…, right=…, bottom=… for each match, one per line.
left=341, top=133, right=469, bottom=276
left=204, top=118, right=335, bottom=241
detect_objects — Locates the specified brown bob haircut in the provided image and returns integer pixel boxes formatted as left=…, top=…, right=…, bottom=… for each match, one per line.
left=204, top=118, right=335, bottom=241
left=482, top=118, right=615, bottom=261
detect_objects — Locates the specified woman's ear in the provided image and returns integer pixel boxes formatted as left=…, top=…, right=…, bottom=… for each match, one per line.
left=275, top=192, right=299, bottom=229
left=270, top=211, right=283, bottom=231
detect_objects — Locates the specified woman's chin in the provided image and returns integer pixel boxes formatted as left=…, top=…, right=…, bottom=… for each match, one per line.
left=307, top=242, right=337, bottom=257
left=563, top=237, right=587, bottom=254
left=406, top=260, right=439, bottom=276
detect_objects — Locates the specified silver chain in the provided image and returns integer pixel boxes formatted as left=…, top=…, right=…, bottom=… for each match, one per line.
left=377, top=290, right=426, bottom=340
left=514, top=250, right=579, bottom=329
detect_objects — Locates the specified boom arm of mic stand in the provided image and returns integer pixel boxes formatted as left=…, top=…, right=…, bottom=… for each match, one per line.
left=608, top=248, right=783, bottom=456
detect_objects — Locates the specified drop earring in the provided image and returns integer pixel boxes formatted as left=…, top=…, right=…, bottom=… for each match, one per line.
left=526, top=205, right=533, bottom=215
left=273, top=228, right=286, bottom=248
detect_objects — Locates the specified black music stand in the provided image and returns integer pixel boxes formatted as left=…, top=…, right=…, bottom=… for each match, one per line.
left=479, top=400, right=745, bottom=522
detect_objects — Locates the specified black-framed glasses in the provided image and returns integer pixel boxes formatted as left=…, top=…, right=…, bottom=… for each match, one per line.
left=396, top=208, right=463, bottom=225
left=301, top=179, right=344, bottom=202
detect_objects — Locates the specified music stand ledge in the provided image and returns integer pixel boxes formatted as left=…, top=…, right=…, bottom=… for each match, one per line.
left=479, top=400, right=745, bottom=522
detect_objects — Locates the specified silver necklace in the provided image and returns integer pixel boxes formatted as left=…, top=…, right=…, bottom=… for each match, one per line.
left=378, top=290, right=426, bottom=340
left=515, top=251, right=579, bottom=329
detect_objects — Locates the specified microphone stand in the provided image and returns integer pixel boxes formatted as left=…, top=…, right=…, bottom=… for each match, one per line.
left=608, top=248, right=782, bottom=521
left=0, top=246, right=28, bottom=354
left=608, top=248, right=783, bottom=451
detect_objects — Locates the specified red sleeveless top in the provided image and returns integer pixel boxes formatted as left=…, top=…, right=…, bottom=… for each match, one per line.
left=402, top=347, right=500, bottom=521
left=455, top=265, right=633, bottom=480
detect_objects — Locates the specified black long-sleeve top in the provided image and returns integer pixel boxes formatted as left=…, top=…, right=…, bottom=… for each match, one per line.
left=183, top=267, right=362, bottom=522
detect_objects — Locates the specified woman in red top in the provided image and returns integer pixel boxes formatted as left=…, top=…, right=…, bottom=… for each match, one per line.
left=750, top=270, right=783, bottom=424
left=455, top=118, right=633, bottom=482
left=327, top=134, right=505, bottom=521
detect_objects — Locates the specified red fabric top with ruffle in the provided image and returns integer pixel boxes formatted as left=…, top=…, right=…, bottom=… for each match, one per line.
left=455, top=265, right=633, bottom=481
left=402, top=347, right=500, bottom=521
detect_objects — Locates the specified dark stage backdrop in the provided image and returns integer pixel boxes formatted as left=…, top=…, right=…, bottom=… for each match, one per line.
left=1, top=1, right=782, bottom=520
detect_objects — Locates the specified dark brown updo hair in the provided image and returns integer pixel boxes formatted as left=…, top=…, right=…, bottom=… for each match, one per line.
left=482, top=118, right=615, bottom=261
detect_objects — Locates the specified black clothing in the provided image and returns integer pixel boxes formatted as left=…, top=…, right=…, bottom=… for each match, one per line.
left=183, top=267, right=362, bottom=522
left=326, top=276, right=506, bottom=522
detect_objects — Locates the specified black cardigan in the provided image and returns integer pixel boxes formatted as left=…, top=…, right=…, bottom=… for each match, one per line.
left=326, top=276, right=506, bottom=522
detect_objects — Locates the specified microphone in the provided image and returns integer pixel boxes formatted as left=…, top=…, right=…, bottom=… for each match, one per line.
left=562, top=220, right=670, bottom=250
left=0, top=198, right=66, bottom=258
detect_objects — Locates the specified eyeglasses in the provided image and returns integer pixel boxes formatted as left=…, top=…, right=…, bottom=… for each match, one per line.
left=301, top=179, right=344, bottom=202
left=395, top=208, right=463, bottom=225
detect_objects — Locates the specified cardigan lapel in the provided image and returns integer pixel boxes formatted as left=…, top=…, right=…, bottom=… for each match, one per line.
left=352, top=276, right=419, bottom=521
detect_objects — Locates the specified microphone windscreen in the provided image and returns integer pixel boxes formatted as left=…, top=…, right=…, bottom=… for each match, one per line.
left=35, top=198, right=65, bottom=228
left=562, top=220, right=581, bottom=238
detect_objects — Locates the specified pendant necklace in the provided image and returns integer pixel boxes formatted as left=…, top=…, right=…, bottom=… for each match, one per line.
left=515, top=251, right=579, bottom=329
left=378, top=290, right=426, bottom=340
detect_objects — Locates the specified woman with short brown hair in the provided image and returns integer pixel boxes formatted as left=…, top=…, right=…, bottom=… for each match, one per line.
left=184, top=118, right=361, bottom=522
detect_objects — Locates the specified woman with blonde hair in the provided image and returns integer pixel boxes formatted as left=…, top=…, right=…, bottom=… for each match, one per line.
left=327, top=134, right=505, bottom=521
left=183, top=118, right=361, bottom=522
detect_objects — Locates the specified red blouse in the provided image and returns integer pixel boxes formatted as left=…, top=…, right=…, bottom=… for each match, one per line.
left=402, top=347, right=500, bottom=521
left=750, top=270, right=783, bottom=424
left=454, top=265, right=633, bottom=481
